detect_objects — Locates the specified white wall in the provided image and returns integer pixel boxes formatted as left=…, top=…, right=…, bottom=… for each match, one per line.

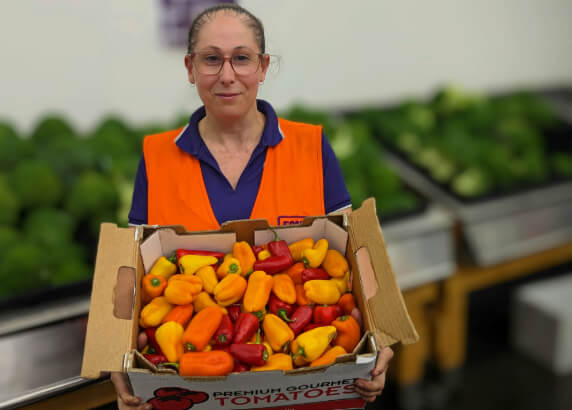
left=1, top=0, right=571, bottom=135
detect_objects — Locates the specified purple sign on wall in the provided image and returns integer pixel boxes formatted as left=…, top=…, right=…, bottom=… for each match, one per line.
left=158, top=0, right=236, bottom=48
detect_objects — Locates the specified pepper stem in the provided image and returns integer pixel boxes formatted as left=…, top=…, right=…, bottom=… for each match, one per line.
left=278, top=309, right=292, bottom=322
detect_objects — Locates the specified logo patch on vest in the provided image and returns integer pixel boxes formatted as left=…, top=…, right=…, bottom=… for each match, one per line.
left=277, top=215, right=305, bottom=225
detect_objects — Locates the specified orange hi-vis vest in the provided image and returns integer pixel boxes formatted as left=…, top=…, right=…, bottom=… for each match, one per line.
left=144, top=118, right=325, bottom=231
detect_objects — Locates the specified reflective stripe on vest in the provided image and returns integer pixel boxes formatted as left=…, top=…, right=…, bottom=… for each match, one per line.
left=144, top=118, right=325, bottom=231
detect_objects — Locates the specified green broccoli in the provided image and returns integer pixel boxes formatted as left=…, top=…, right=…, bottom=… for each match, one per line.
left=0, top=121, right=34, bottom=172
left=30, top=114, right=76, bottom=147
left=9, top=159, right=64, bottom=209
left=0, top=174, right=20, bottom=226
left=0, top=241, right=49, bottom=297
left=23, top=208, right=76, bottom=248
left=65, top=171, right=119, bottom=219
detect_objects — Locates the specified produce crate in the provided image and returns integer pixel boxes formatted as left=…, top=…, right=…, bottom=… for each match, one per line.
left=81, top=199, right=418, bottom=410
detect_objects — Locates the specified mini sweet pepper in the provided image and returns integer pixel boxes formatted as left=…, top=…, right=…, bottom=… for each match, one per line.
left=332, top=315, right=361, bottom=353
left=302, top=238, right=328, bottom=268
left=232, top=241, right=256, bottom=276
left=164, top=274, right=203, bottom=305
left=304, top=279, right=341, bottom=305
left=182, top=305, right=223, bottom=352
left=216, top=256, right=242, bottom=279
left=288, top=238, right=315, bottom=262
left=148, top=254, right=178, bottom=280
left=321, top=249, right=349, bottom=278
left=263, top=313, right=295, bottom=352
left=213, top=273, right=247, bottom=306
left=272, top=273, right=296, bottom=304
left=139, top=296, right=173, bottom=328
left=292, top=325, right=337, bottom=362
left=179, top=254, right=218, bottom=275
left=195, top=265, right=218, bottom=294
left=155, top=321, right=184, bottom=363
left=243, top=270, right=274, bottom=313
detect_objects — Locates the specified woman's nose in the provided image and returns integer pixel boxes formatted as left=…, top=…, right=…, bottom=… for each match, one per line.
left=219, top=59, right=236, bottom=83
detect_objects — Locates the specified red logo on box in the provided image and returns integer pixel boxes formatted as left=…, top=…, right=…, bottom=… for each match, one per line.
left=147, top=387, right=208, bottom=410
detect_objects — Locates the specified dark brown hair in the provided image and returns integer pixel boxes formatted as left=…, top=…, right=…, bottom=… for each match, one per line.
left=187, top=3, right=265, bottom=54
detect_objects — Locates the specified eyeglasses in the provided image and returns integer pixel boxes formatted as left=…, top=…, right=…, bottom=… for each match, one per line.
left=190, top=49, right=263, bottom=76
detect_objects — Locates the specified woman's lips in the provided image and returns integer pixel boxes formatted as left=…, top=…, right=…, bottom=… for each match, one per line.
left=216, top=92, right=240, bottom=100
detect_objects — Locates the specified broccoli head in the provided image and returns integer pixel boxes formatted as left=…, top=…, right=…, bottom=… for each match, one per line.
left=9, top=160, right=64, bottom=209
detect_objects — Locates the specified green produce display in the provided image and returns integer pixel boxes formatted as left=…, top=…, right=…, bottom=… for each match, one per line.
left=0, top=113, right=187, bottom=300
left=281, top=105, right=422, bottom=218
left=357, top=86, right=571, bottom=199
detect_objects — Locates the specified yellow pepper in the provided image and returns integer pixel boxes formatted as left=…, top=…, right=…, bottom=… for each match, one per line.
left=258, top=249, right=271, bottom=261
left=288, top=238, right=314, bottom=262
left=216, top=256, right=242, bottom=279
left=310, top=345, right=347, bottom=367
left=232, top=241, right=256, bottom=276
left=213, top=273, right=247, bottom=306
left=139, top=296, right=173, bottom=328
left=193, top=291, right=228, bottom=314
left=155, top=321, right=184, bottom=362
left=164, top=274, right=203, bottom=305
left=302, top=238, right=328, bottom=268
left=243, top=270, right=274, bottom=313
left=263, top=313, right=295, bottom=352
left=196, top=265, right=218, bottom=294
left=331, top=271, right=350, bottom=294
left=292, top=325, right=337, bottom=362
left=250, top=353, right=293, bottom=372
left=148, top=255, right=178, bottom=280
left=179, top=254, right=218, bottom=275
left=321, top=249, right=349, bottom=278
left=304, top=279, right=341, bottom=305
left=272, top=273, right=296, bottom=304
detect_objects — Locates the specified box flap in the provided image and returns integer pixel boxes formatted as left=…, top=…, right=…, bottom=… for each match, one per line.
left=81, top=223, right=139, bottom=378
left=349, top=198, right=419, bottom=346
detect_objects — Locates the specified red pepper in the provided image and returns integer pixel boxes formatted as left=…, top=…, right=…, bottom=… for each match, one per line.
left=143, top=353, right=168, bottom=366
left=253, top=232, right=294, bottom=274
left=303, top=323, right=322, bottom=332
left=214, top=314, right=234, bottom=347
left=268, top=293, right=293, bottom=322
left=227, top=305, right=242, bottom=323
left=313, top=305, right=339, bottom=325
left=288, top=305, right=314, bottom=335
left=144, top=327, right=164, bottom=355
left=301, top=267, right=329, bottom=282
left=233, top=361, right=251, bottom=373
left=176, top=249, right=225, bottom=263
left=233, top=312, right=260, bottom=344
left=229, top=343, right=268, bottom=366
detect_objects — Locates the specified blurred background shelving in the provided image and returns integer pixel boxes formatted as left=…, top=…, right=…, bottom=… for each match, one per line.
left=1, top=1, right=572, bottom=409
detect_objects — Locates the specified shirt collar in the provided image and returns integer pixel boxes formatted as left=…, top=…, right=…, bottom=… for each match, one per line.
left=174, top=99, right=283, bottom=159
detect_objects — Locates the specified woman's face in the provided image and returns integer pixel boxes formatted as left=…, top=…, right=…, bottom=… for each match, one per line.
left=185, top=12, right=269, bottom=121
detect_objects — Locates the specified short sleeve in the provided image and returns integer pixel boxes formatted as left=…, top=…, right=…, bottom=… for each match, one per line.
left=322, top=132, right=352, bottom=213
left=128, top=157, right=148, bottom=225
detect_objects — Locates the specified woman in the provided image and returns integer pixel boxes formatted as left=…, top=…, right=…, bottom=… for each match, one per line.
left=113, top=4, right=393, bottom=409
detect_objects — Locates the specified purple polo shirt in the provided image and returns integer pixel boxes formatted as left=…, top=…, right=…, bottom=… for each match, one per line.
left=128, top=100, right=351, bottom=225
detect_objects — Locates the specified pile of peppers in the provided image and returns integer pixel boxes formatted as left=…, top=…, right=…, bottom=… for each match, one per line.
left=138, top=234, right=362, bottom=377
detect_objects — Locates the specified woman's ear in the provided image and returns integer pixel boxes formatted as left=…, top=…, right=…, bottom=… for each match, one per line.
left=259, top=54, right=271, bottom=83
left=184, top=54, right=196, bottom=84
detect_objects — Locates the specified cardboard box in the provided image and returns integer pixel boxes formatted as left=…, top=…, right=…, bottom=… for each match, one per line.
left=81, top=198, right=418, bottom=409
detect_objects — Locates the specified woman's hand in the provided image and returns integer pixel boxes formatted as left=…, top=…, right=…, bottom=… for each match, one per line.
left=110, top=372, right=151, bottom=410
left=110, top=331, right=151, bottom=409
left=354, top=346, right=394, bottom=403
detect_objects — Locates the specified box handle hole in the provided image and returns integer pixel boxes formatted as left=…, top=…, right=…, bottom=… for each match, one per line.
left=355, top=247, right=378, bottom=300
left=114, top=266, right=136, bottom=320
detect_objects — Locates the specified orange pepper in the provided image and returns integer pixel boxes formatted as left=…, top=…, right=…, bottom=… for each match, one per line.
left=243, top=270, right=274, bottom=313
left=141, top=274, right=167, bottom=301
left=214, top=273, right=247, bottom=306
left=182, top=305, right=223, bottom=352
left=179, top=351, right=234, bottom=376
left=288, top=238, right=314, bottom=262
left=251, top=353, right=293, bottom=372
left=263, top=313, right=295, bottom=353
left=290, top=339, right=308, bottom=367
left=332, top=315, right=361, bottom=353
left=232, top=241, right=256, bottom=275
left=284, top=262, right=305, bottom=285
left=304, top=279, right=341, bottom=305
left=337, top=293, right=356, bottom=315
left=164, top=275, right=203, bottom=305
left=272, top=273, right=296, bottom=304
left=310, top=345, right=347, bottom=367
left=161, top=304, right=194, bottom=327
left=295, top=284, right=312, bottom=306
left=321, top=249, right=349, bottom=278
